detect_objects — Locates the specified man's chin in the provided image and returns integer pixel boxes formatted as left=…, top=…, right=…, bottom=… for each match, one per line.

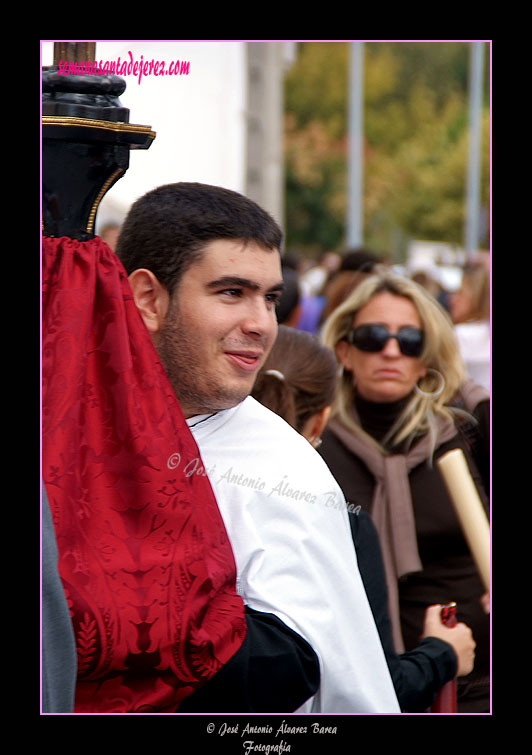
left=215, top=384, right=254, bottom=412
left=180, top=384, right=253, bottom=418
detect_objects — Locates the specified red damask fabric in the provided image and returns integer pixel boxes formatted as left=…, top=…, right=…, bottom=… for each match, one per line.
left=42, top=236, right=246, bottom=713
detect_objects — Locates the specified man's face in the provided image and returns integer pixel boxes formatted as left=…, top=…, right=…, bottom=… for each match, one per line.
left=155, top=239, right=283, bottom=418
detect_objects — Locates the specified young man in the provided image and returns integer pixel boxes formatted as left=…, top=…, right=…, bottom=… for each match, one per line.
left=117, top=182, right=399, bottom=713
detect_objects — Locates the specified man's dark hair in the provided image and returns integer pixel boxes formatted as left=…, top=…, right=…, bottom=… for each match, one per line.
left=116, top=182, right=283, bottom=296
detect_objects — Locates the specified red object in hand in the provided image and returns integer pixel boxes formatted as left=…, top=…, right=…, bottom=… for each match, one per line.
left=430, top=603, right=457, bottom=713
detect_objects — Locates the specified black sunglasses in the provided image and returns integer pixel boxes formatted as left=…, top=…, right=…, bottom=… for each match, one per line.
left=346, top=324, right=424, bottom=357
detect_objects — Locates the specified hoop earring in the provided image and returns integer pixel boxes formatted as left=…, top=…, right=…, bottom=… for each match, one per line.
left=414, top=368, right=445, bottom=400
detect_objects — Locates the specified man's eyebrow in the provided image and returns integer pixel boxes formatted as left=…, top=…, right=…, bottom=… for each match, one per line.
left=206, top=276, right=285, bottom=293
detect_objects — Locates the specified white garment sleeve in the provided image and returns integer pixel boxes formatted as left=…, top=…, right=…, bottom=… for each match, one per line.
left=188, top=399, right=400, bottom=713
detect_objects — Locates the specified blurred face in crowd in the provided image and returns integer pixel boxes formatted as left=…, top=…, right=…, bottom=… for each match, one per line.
left=449, top=280, right=473, bottom=324
left=132, top=239, right=283, bottom=417
left=336, top=292, right=427, bottom=403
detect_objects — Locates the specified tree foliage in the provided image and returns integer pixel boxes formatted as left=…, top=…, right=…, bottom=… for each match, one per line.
left=283, top=41, right=490, bottom=260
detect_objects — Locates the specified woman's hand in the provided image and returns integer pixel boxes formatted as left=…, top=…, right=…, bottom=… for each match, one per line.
left=423, top=604, right=476, bottom=677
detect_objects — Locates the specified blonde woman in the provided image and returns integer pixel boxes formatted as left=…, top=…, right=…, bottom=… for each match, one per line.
left=320, top=271, right=490, bottom=713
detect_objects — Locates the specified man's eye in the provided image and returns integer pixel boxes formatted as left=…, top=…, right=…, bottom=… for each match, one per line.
left=220, top=288, right=242, bottom=297
left=266, top=293, right=281, bottom=306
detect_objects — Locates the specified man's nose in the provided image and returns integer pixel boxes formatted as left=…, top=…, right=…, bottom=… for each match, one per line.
left=240, top=297, right=276, bottom=337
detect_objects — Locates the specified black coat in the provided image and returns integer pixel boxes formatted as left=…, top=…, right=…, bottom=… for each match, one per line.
left=319, top=396, right=490, bottom=713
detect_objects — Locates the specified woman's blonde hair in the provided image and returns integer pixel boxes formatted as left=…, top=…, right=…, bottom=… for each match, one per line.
left=321, top=269, right=466, bottom=452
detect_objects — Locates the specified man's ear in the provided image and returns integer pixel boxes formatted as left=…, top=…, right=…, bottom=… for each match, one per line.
left=128, top=269, right=170, bottom=334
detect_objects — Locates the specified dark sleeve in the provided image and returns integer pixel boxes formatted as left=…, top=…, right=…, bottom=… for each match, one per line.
left=42, top=485, right=78, bottom=713
left=350, top=510, right=457, bottom=712
left=178, top=606, right=320, bottom=713
left=397, top=639, right=458, bottom=712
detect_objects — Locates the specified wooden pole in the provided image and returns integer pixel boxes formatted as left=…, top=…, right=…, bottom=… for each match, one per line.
left=437, top=448, right=490, bottom=592
left=53, top=42, right=96, bottom=65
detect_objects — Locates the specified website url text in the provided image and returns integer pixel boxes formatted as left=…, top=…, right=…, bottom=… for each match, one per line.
left=57, top=51, right=190, bottom=85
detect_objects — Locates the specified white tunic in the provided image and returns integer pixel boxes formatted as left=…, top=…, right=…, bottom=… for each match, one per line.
left=187, top=396, right=400, bottom=713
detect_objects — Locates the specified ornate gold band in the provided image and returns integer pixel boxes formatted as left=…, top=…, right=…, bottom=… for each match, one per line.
left=42, top=115, right=156, bottom=141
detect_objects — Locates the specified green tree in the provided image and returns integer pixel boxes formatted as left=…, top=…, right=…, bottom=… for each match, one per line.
left=284, top=43, right=348, bottom=258
left=283, top=41, right=490, bottom=259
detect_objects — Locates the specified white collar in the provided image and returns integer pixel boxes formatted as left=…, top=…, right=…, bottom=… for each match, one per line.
left=186, top=399, right=247, bottom=433
left=186, top=412, right=220, bottom=429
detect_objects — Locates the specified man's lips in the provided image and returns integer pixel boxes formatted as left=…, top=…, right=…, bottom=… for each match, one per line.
left=225, top=351, right=262, bottom=373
